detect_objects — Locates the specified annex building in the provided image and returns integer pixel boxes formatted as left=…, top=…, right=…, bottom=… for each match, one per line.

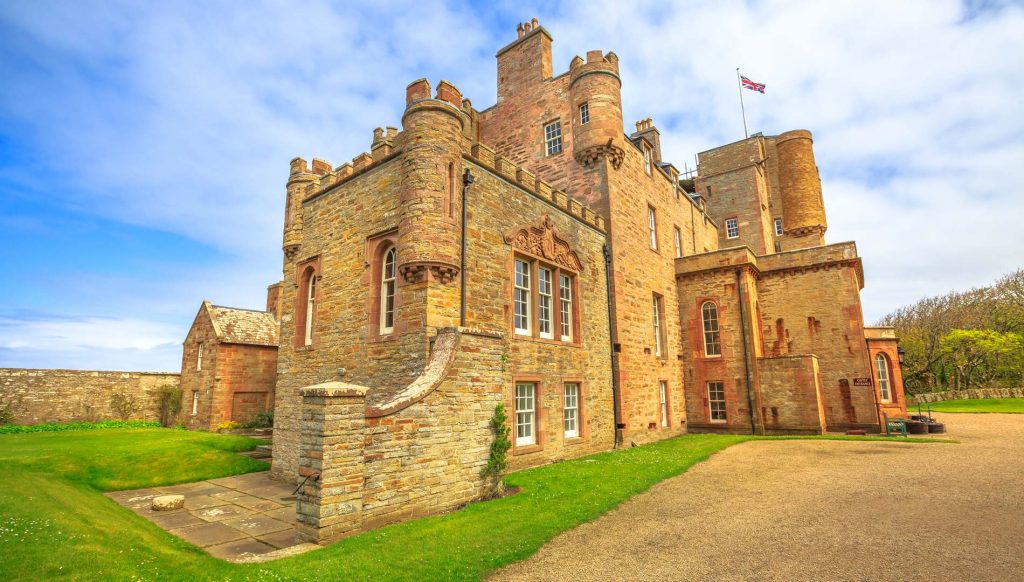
left=268, top=21, right=907, bottom=543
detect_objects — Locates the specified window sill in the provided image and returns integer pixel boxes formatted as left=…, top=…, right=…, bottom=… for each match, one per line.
left=513, top=443, right=544, bottom=456
left=513, top=334, right=582, bottom=348
left=367, top=332, right=399, bottom=344
left=563, top=436, right=585, bottom=445
left=294, top=345, right=315, bottom=353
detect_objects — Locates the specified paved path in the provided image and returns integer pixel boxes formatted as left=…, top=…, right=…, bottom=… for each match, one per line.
left=107, top=471, right=314, bottom=562
left=492, top=414, right=1024, bottom=581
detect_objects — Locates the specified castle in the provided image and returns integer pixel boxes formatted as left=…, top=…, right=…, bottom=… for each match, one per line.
left=260, top=21, right=906, bottom=543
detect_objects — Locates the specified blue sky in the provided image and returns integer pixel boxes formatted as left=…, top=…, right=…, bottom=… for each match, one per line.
left=1, top=0, right=1022, bottom=371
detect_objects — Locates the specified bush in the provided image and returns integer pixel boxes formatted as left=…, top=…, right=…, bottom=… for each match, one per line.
left=0, top=401, right=15, bottom=425
left=0, top=420, right=160, bottom=435
left=109, top=391, right=141, bottom=420
left=156, top=385, right=182, bottom=427
left=241, top=411, right=273, bottom=429
left=480, top=403, right=511, bottom=499
left=216, top=420, right=239, bottom=432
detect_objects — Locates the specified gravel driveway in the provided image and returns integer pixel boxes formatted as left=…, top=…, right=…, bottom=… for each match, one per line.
left=491, top=414, right=1024, bottom=581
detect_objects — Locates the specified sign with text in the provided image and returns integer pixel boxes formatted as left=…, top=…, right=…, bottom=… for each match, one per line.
left=853, top=377, right=873, bottom=387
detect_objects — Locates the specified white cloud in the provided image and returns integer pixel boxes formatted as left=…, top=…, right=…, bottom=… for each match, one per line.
left=1, top=0, right=1022, bottom=371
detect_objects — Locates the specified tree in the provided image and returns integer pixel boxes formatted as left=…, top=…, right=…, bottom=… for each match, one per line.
left=480, top=403, right=511, bottom=499
left=940, top=329, right=1023, bottom=389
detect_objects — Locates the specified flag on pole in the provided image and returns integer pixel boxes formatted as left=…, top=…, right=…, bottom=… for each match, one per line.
left=740, top=76, right=766, bottom=94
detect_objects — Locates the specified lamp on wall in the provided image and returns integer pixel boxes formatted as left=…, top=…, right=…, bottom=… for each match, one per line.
left=897, top=346, right=906, bottom=365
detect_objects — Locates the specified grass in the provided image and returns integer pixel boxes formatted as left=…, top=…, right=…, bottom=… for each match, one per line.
left=0, top=427, right=946, bottom=581
left=911, top=397, right=1024, bottom=414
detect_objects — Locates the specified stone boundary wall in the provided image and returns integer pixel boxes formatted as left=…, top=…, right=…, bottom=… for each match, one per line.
left=0, top=368, right=181, bottom=425
left=908, top=388, right=1024, bottom=405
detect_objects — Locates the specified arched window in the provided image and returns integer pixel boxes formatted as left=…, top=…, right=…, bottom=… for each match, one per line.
left=304, top=269, right=316, bottom=346
left=702, top=301, right=721, bottom=356
left=380, top=246, right=397, bottom=334
left=876, top=353, right=891, bottom=402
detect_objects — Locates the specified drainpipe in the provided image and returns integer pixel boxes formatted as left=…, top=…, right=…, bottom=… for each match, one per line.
left=603, top=243, right=622, bottom=448
left=460, top=168, right=474, bottom=327
left=735, top=268, right=758, bottom=435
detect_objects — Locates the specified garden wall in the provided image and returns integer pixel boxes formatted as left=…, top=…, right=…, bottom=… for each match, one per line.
left=908, top=388, right=1024, bottom=404
left=0, top=368, right=181, bottom=425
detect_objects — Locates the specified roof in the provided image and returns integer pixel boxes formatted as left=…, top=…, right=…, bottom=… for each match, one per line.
left=204, top=301, right=278, bottom=347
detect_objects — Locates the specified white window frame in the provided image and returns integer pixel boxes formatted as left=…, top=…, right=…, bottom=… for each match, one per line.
left=538, top=267, right=554, bottom=340
left=579, top=102, right=589, bottom=125
left=652, top=294, right=663, bottom=357
left=380, top=247, right=397, bottom=334
left=304, top=270, right=316, bottom=346
left=642, top=143, right=652, bottom=175
left=725, top=218, right=739, bottom=239
left=563, top=383, right=579, bottom=438
left=659, top=381, right=669, bottom=427
left=774, top=218, right=784, bottom=236
left=708, top=381, right=727, bottom=422
left=514, top=259, right=532, bottom=336
left=673, top=226, right=682, bottom=258
left=515, top=383, right=536, bottom=446
left=876, top=354, right=892, bottom=402
left=648, top=206, right=658, bottom=250
left=191, top=391, right=199, bottom=416
left=544, top=121, right=562, bottom=156
left=702, top=301, right=721, bottom=357
left=559, top=274, right=573, bottom=342
left=196, top=342, right=204, bottom=371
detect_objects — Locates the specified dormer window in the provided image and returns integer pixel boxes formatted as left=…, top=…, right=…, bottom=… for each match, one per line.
left=642, top=143, right=652, bottom=175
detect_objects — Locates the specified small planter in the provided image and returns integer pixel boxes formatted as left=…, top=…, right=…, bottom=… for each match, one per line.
left=927, top=422, right=945, bottom=434
left=905, top=420, right=929, bottom=435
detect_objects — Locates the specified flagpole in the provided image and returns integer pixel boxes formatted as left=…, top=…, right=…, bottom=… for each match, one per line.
left=736, top=67, right=748, bottom=139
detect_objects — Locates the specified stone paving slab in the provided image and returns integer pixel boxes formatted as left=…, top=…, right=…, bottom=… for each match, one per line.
left=106, top=470, right=312, bottom=563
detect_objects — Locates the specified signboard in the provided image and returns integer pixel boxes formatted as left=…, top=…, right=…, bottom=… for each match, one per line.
left=853, top=377, right=873, bottom=387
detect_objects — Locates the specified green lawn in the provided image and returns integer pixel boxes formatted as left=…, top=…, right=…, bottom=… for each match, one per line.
left=912, top=397, right=1024, bottom=414
left=0, top=427, right=944, bottom=581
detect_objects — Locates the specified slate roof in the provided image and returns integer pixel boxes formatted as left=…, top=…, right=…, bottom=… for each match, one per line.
left=205, top=301, right=278, bottom=347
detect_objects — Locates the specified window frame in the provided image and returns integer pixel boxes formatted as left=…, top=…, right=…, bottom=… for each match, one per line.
left=544, top=120, right=563, bottom=156
left=642, top=143, right=653, bottom=175
left=707, top=381, right=727, bottom=422
left=725, top=217, right=739, bottom=239
left=538, top=266, right=554, bottom=340
left=513, top=258, right=532, bottom=336
left=304, top=269, right=316, bottom=346
left=191, top=390, right=199, bottom=416
left=196, top=342, right=204, bottom=371
left=579, top=102, right=589, bottom=125
left=648, top=205, right=659, bottom=251
left=702, top=301, right=722, bottom=357
left=515, top=382, right=537, bottom=447
left=652, top=293, right=665, bottom=357
left=774, top=217, right=784, bottom=236
left=658, top=380, right=669, bottom=428
left=673, top=226, right=683, bottom=258
left=563, top=382, right=580, bottom=438
left=559, top=273, right=573, bottom=342
left=380, top=246, right=397, bottom=335
left=293, top=256, right=322, bottom=349
left=876, top=353, right=892, bottom=403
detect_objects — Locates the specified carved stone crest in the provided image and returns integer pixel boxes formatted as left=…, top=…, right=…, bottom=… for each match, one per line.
left=504, top=215, right=584, bottom=272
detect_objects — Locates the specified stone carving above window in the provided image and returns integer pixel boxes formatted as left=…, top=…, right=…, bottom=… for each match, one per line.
left=504, top=215, right=584, bottom=272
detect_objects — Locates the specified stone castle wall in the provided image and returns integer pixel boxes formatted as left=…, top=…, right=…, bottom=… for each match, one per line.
left=908, top=388, right=1024, bottom=404
left=0, top=368, right=180, bottom=425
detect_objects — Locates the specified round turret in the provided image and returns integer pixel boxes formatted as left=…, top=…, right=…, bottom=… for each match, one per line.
left=397, top=79, right=465, bottom=289
left=569, top=50, right=624, bottom=169
left=776, top=129, right=827, bottom=242
left=283, top=157, right=318, bottom=259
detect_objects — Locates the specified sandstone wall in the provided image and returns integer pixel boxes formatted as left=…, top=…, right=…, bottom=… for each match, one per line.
left=697, top=137, right=777, bottom=255
left=757, top=355, right=827, bottom=434
left=181, top=306, right=219, bottom=429
left=0, top=368, right=180, bottom=425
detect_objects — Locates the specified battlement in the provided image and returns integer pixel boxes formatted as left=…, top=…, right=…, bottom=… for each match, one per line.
left=466, top=141, right=605, bottom=233
left=569, top=49, right=620, bottom=87
left=405, top=78, right=464, bottom=109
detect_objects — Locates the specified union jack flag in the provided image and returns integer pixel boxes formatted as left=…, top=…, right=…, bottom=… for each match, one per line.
left=741, top=76, right=766, bottom=94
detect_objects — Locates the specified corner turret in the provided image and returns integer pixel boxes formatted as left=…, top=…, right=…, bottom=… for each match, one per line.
left=775, top=129, right=827, bottom=249
left=569, top=50, right=624, bottom=170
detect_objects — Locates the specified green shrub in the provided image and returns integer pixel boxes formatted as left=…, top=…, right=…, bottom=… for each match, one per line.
left=156, top=385, right=182, bottom=427
left=480, top=403, right=511, bottom=499
left=109, top=391, right=141, bottom=420
left=241, top=411, right=273, bottom=429
left=0, top=420, right=160, bottom=435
